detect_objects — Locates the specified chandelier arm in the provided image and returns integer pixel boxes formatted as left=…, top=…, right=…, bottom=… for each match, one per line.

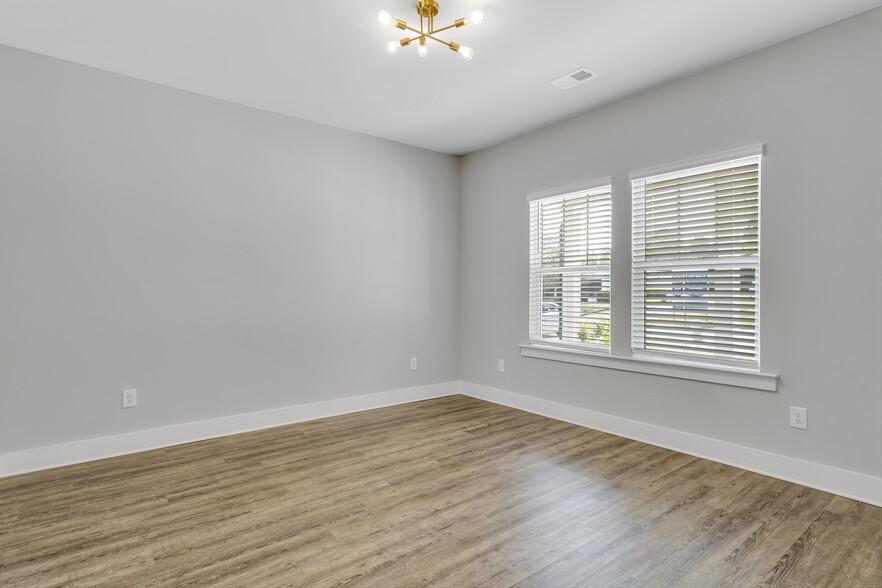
left=401, top=23, right=452, bottom=45
left=401, top=23, right=426, bottom=36
left=400, top=29, right=453, bottom=48
left=423, top=32, right=453, bottom=46
left=429, top=22, right=459, bottom=35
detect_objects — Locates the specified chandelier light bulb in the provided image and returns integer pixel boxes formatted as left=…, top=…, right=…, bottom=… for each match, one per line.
left=385, top=40, right=400, bottom=54
left=458, top=45, right=474, bottom=60
left=465, top=10, right=484, bottom=26
left=418, top=38, right=428, bottom=57
left=377, top=10, right=393, bottom=26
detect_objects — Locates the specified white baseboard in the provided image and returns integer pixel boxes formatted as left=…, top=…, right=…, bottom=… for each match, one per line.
left=4, top=380, right=879, bottom=507
left=0, top=381, right=461, bottom=479
left=462, top=382, right=882, bottom=507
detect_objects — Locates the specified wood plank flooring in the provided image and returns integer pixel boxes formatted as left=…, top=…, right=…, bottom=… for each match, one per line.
left=1, top=395, right=880, bottom=587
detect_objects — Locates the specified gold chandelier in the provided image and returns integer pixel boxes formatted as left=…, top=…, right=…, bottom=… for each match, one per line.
left=378, top=1, right=483, bottom=60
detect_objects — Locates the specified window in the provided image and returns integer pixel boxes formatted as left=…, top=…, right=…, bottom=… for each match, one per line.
left=631, top=148, right=762, bottom=367
left=529, top=180, right=612, bottom=351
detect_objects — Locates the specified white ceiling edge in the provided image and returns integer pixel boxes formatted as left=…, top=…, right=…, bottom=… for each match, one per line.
left=0, top=0, right=879, bottom=155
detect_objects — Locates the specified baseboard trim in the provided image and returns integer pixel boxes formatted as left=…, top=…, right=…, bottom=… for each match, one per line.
left=0, top=381, right=461, bottom=479
left=5, top=380, right=879, bottom=506
left=462, top=382, right=882, bottom=507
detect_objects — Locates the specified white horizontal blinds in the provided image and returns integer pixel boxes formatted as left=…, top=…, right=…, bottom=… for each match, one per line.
left=632, top=155, right=760, bottom=366
left=529, top=185, right=611, bottom=349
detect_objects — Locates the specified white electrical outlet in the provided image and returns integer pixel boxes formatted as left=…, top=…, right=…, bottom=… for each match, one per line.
left=498, top=359, right=505, bottom=373
left=122, top=389, right=137, bottom=408
left=790, top=406, right=807, bottom=429
left=410, top=358, right=417, bottom=371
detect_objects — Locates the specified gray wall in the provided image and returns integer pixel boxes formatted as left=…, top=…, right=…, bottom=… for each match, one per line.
left=2, top=10, right=880, bottom=480
left=0, top=45, right=461, bottom=453
left=460, top=10, right=882, bottom=477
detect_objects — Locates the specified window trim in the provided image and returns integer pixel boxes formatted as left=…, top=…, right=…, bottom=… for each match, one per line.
left=527, top=177, right=613, bottom=353
left=527, top=177, right=613, bottom=202
left=520, top=343, right=778, bottom=391
left=630, top=145, right=764, bottom=369
left=521, top=146, right=777, bottom=390
left=628, top=144, right=765, bottom=182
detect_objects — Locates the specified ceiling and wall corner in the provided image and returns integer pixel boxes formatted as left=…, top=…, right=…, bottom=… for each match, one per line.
left=0, top=0, right=879, bottom=155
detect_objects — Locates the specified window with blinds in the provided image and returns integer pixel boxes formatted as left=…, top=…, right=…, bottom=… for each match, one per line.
left=529, top=183, right=612, bottom=350
left=631, top=152, right=761, bottom=367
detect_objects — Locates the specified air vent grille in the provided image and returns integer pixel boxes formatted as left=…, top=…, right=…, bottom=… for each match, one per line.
left=550, top=67, right=598, bottom=90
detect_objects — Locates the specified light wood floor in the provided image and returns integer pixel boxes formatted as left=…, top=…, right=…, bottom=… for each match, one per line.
left=1, top=395, right=880, bottom=587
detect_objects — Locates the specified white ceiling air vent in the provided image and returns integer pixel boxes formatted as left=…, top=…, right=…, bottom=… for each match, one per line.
left=550, top=67, right=598, bottom=90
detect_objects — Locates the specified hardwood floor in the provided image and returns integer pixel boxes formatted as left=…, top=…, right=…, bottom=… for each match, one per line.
left=1, top=395, right=880, bottom=587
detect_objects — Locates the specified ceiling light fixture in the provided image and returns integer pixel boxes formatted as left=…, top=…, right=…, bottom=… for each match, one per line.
left=378, top=1, right=483, bottom=60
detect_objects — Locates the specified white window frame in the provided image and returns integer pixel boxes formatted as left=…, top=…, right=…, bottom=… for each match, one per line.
left=630, top=144, right=764, bottom=369
left=528, top=177, right=612, bottom=354
left=520, top=146, right=778, bottom=391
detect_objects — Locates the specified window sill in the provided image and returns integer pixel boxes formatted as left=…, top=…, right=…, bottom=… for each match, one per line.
left=519, top=344, right=778, bottom=392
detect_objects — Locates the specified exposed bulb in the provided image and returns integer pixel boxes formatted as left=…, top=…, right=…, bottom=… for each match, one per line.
left=385, top=40, right=400, bottom=54
left=465, top=9, right=484, bottom=25
left=418, top=38, right=428, bottom=57
left=377, top=10, right=393, bottom=26
left=458, top=45, right=474, bottom=60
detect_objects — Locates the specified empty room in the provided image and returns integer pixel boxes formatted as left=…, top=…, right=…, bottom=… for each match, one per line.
left=1, top=1, right=881, bottom=586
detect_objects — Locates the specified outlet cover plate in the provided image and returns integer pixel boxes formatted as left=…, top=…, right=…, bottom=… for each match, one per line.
left=789, top=406, right=807, bottom=429
left=122, top=389, right=137, bottom=408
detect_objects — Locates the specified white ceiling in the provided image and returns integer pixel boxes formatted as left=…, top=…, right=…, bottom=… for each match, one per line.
left=1, top=0, right=879, bottom=155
